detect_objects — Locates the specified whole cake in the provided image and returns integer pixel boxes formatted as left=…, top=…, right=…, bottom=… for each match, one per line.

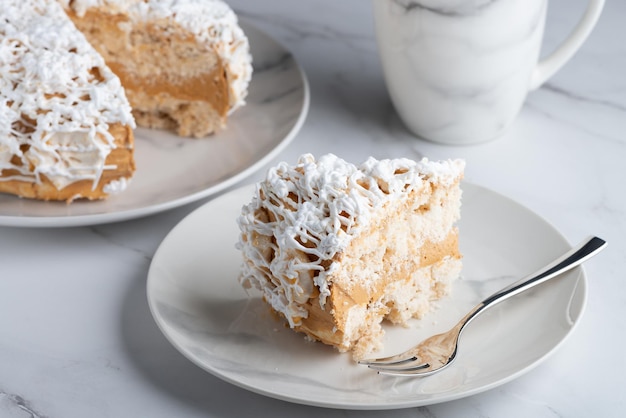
left=237, top=154, right=465, bottom=359
left=61, top=0, right=253, bottom=138
left=0, top=0, right=252, bottom=201
left=0, top=0, right=136, bottom=201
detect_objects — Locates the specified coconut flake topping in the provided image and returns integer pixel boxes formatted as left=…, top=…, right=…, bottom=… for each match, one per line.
left=0, top=0, right=135, bottom=191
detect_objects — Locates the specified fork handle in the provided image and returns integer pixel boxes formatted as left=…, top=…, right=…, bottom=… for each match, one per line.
left=462, top=236, right=606, bottom=330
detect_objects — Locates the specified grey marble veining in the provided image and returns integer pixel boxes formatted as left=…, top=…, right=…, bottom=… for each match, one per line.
left=0, top=391, right=48, bottom=418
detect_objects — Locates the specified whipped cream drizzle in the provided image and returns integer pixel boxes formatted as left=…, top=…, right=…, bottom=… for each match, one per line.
left=61, top=0, right=253, bottom=111
left=237, top=154, right=465, bottom=327
left=0, top=0, right=135, bottom=192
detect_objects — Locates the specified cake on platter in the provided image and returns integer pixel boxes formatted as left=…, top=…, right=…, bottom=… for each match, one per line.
left=237, top=153, right=464, bottom=359
left=0, top=0, right=136, bottom=201
left=0, top=0, right=252, bottom=202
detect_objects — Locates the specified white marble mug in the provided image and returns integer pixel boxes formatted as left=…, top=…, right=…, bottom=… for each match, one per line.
left=373, top=0, right=605, bottom=144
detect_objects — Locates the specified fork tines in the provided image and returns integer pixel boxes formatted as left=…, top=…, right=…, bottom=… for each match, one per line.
left=358, top=355, right=419, bottom=366
left=358, top=356, right=434, bottom=376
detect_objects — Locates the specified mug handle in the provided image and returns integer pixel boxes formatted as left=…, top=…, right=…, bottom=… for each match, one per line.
left=530, top=0, right=605, bottom=90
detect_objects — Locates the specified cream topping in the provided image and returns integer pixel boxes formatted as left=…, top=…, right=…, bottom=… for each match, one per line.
left=237, top=154, right=465, bottom=327
left=61, top=0, right=253, bottom=111
left=0, top=0, right=134, bottom=192
left=102, top=176, right=130, bottom=195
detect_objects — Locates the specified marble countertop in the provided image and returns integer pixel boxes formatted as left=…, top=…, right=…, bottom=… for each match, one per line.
left=1, top=0, right=624, bottom=417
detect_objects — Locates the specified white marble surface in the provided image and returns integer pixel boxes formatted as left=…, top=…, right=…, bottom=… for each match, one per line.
left=1, top=0, right=624, bottom=416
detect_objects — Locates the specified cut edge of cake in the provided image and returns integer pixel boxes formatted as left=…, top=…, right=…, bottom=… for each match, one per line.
left=61, top=0, right=253, bottom=138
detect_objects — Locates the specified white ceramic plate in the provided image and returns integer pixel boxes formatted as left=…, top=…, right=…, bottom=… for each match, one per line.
left=147, top=183, right=587, bottom=410
left=0, top=22, right=309, bottom=228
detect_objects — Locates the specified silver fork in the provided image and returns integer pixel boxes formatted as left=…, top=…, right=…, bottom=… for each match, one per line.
left=359, top=236, right=607, bottom=377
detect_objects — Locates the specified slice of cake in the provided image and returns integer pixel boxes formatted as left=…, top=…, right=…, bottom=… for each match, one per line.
left=237, top=154, right=464, bottom=359
left=0, top=0, right=136, bottom=202
left=61, top=0, right=253, bottom=138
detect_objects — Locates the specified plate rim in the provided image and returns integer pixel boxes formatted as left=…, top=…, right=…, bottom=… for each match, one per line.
left=146, top=181, right=588, bottom=410
left=0, top=21, right=310, bottom=228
